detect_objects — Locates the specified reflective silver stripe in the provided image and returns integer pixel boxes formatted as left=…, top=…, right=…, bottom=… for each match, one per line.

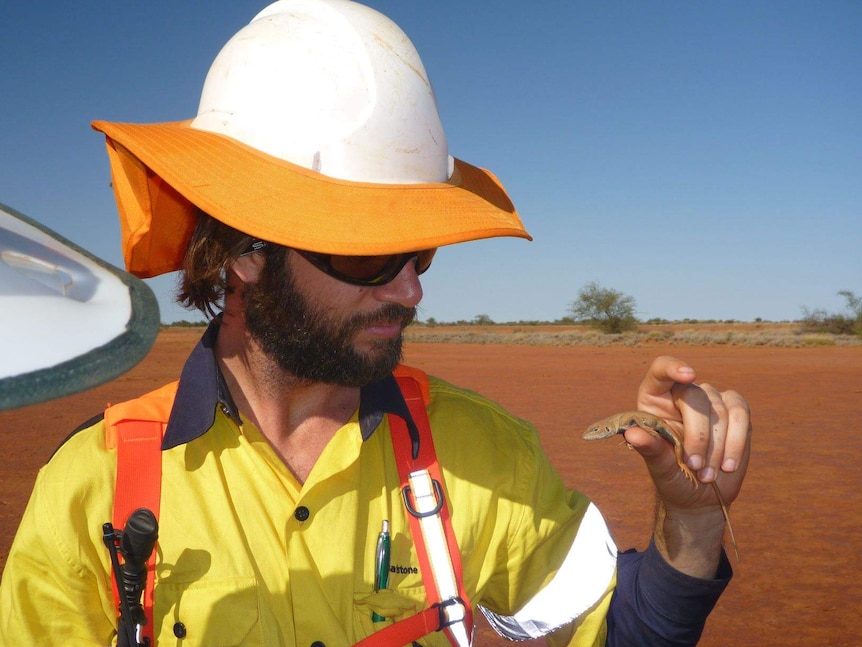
left=408, top=469, right=472, bottom=647
left=480, top=503, right=617, bottom=640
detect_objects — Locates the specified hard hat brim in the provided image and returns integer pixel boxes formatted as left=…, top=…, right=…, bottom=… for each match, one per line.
left=91, top=120, right=531, bottom=278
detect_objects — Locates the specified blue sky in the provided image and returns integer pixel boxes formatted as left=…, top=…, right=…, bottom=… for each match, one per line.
left=2, top=1, right=859, bottom=323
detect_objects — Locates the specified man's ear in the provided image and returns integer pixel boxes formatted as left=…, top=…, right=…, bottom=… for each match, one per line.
left=231, top=252, right=265, bottom=284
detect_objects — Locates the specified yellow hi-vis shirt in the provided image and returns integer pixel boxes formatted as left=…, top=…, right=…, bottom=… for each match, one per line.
left=0, top=362, right=616, bottom=646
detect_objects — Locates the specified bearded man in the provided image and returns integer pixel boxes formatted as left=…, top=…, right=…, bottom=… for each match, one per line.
left=0, top=2, right=750, bottom=645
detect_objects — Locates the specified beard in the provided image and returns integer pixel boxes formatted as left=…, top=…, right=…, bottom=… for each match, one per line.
left=243, top=249, right=415, bottom=387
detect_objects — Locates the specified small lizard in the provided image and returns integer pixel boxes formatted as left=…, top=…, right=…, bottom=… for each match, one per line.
left=584, top=411, right=739, bottom=561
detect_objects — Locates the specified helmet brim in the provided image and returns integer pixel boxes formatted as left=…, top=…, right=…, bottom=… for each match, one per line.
left=91, top=120, right=531, bottom=278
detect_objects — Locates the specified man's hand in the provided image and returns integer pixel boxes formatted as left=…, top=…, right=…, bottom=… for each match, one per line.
left=623, top=356, right=752, bottom=577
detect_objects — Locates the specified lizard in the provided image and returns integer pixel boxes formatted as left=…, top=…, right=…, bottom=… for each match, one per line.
left=583, top=411, right=739, bottom=561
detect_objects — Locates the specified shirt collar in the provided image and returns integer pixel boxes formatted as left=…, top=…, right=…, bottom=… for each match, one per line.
left=163, top=318, right=240, bottom=450
left=358, top=372, right=418, bottom=444
left=162, top=318, right=413, bottom=449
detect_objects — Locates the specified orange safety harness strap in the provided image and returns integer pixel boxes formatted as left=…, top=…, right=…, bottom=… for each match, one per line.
left=106, top=382, right=175, bottom=646
left=385, top=369, right=473, bottom=647
left=352, top=604, right=462, bottom=647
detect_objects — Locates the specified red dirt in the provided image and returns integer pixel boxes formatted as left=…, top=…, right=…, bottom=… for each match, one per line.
left=2, top=329, right=860, bottom=645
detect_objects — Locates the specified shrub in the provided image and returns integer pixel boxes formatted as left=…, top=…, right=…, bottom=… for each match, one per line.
left=568, top=282, right=639, bottom=334
left=800, top=291, right=862, bottom=337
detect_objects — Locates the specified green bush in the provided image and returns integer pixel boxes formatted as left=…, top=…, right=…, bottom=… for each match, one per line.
left=568, top=282, right=639, bottom=334
left=800, top=291, right=862, bottom=337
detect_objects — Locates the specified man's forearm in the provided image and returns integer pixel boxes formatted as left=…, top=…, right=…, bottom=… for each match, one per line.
left=653, top=498, right=726, bottom=579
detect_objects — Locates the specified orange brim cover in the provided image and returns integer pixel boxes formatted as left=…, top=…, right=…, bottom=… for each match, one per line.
left=91, top=120, right=531, bottom=278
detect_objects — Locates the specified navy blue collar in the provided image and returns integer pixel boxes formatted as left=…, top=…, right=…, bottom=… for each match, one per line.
left=162, top=319, right=414, bottom=450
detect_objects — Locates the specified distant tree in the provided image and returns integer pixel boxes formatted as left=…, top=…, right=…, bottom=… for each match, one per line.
left=568, top=282, right=638, bottom=334
left=839, top=290, right=862, bottom=317
left=425, top=316, right=438, bottom=327
left=473, top=313, right=494, bottom=325
left=800, top=290, right=862, bottom=336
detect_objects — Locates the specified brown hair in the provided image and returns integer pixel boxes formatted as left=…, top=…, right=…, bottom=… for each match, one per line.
left=176, top=211, right=258, bottom=317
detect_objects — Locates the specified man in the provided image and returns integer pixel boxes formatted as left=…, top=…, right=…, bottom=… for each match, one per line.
left=0, top=1, right=751, bottom=645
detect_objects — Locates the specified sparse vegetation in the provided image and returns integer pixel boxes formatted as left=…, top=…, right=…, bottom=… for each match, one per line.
left=800, top=290, right=862, bottom=337
left=568, top=282, right=638, bottom=334
left=160, top=291, right=862, bottom=347
left=162, top=320, right=207, bottom=328
left=159, top=317, right=860, bottom=347
left=404, top=322, right=861, bottom=347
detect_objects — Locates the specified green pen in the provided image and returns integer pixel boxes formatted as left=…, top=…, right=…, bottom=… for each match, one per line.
left=371, top=520, right=391, bottom=622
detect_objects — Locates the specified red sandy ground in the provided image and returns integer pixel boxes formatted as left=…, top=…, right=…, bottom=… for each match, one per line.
left=1, top=329, right=860, bottom=645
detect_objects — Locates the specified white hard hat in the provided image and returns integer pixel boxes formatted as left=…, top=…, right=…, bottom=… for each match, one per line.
left=92, top=0, right=529, bottom=278
left=192, top=0, right=452, bottom=184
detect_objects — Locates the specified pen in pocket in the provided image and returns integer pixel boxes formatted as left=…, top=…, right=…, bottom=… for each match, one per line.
left=372, top=519, right=391, bottom=622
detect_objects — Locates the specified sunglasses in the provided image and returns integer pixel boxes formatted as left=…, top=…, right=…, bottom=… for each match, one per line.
left=244, top=241, right=435, bottom=287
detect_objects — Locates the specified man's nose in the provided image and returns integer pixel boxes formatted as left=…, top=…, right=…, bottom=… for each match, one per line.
left=372, top=257, right=423, bottom=308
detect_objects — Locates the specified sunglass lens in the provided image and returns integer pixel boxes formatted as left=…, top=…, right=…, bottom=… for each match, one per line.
left=330, top=255, right=395, bottom=282
left=329, top=250, right=436, bottom=284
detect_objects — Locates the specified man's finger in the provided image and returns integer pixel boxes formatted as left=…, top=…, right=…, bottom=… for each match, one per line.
left=699, top=383, right=728, bottom=481
left=671, top=382, right=712, bottom=474
left=719, top=389, right=751, bottom=473
left=638, top=355, right=697, bottom=401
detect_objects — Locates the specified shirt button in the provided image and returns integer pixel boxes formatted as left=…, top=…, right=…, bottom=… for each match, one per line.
left=173, top=622, right=187, bottom=638
left=311, top=642, right=326, bottom=647
left=294, top=506, right=310, bottom=522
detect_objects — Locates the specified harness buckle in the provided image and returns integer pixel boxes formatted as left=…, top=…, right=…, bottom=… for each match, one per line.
left=401, top=477, right=444, bottom=518
left=433, top=597, right=467, bottom=631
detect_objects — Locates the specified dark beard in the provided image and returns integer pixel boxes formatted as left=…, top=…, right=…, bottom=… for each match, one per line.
left=243, top=249, right=415, bottom=387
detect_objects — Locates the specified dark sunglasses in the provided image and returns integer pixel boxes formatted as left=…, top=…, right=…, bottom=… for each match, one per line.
left=243, top=240, right=435, bottom=287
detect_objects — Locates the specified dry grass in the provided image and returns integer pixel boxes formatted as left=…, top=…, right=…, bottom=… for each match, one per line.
left=405, top=322, right=862, bottom=347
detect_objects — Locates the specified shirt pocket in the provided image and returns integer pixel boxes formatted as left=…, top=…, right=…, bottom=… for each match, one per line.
left=353, top=585, right=452, bottom=647
left=155, top=576, right=262, bottom=646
